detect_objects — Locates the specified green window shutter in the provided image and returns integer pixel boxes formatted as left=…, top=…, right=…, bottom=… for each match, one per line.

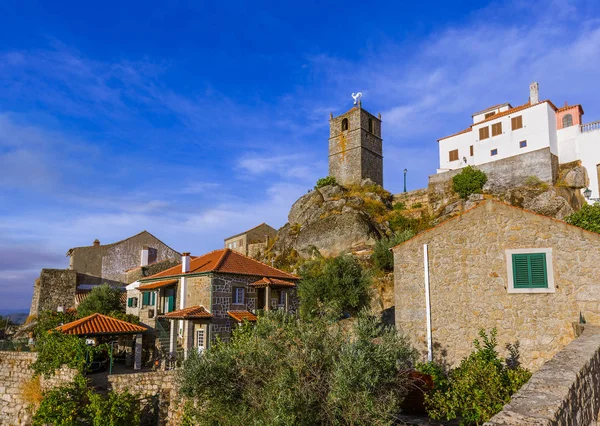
left=142, top=292, right=150, bottom=306
left=168, top=294, right=175, bottom=313
left=127, top=298, right=133, bottom=307
left=150, top=292, right=156, bottom=306
left=512, top=253, right=548, bottom=288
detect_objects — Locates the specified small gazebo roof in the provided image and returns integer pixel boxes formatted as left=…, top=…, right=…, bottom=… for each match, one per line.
left=159, top=306, right=212, bottom=320
left=250, top=277, right=297, bottom=288
left=56, top=313, right=147, bottom=336
left=228, top=310, right=258, bottom=322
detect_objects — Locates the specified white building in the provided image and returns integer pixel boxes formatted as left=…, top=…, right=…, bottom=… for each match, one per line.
left=437, top=82, right=600, bottom=198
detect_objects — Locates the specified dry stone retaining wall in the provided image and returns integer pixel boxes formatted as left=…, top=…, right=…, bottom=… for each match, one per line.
left=486, top=326, right=600, bottom=425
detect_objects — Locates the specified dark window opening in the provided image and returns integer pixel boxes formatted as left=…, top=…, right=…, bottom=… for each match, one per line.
left=491, top=149, right=498, bottom=156
left=562, top=114, right=573, bottom=128
left=485, top=111, right=496, bottom=119
left=368, top=118, right=373, bottom=133
left=519, top=140, right=527, bottom=148
left=341, top=118, right=349, bottom=131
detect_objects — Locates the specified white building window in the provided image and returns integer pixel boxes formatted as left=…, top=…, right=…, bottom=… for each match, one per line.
left=519, top=140, right=527, bottom=148
left=233, top=287, right=245, bottom=304
left=491, top=149, right=498, bottom=156
left=505, top=248, right=555, bottom=294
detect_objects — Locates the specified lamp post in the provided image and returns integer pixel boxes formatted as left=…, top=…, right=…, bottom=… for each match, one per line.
left=403, top=169, right=408, bottom=193
left=583, top=187, right=600, bottom=203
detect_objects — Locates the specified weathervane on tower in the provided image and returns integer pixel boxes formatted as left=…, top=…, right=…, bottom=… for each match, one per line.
left=352, top=92, right=363, bottom=105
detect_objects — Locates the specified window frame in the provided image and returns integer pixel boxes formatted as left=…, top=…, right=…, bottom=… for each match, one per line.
left=491, top=148, right=498, bottom=156
left=469, top=145, right=474, bottom=157
left=505, top=248, right=555, bottom=294
left=511, top=115, right=523, bottom=130
left=562, top=114, right=573, bottom=128
left=491, top=122, right=502, bottom=137
left=519, top=140, right=527, bottom=148
left=233, top=287, right=245, bottom=305
left=479, top=126, right=489, bottom=140
left=449, top=149, right=459, bottom=162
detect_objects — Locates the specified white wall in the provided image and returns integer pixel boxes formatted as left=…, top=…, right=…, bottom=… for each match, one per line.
left=438, top=103, right=555, bottom=172
left=558, top=126, right=600, bottom=199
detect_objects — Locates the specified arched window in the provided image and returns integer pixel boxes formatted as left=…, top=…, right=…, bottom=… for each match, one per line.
left=341, top=118, right=349, bottom=131
left=368, top=118, right=373, bottom=133
left=563, top=114, right=573, bottom=128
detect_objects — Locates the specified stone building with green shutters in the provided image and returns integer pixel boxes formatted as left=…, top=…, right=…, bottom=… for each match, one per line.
left=393, top=200, right=600, bottom=371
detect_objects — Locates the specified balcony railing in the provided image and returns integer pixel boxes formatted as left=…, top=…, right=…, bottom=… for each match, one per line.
left=581, top=121, right=600, bottom=133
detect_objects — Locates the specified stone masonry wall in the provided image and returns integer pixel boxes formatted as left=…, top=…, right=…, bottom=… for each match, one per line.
left=486, top=326, right=600, bottom=425
left=211, top=273, right=258, bottom=342
left=29, top=269, right=77, bottom=317
left=393, top=200, right=600, bottom=371
left=108, top=370, right=182, bottom=426
left=0, top=352, right=77, bottom=426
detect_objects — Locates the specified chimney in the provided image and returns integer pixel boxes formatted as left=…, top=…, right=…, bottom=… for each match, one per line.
left=140, top=246, right=149, bottom=266
left=93, top=239, right=100, bottom=247
left=182, top=252, right=191, bottom=273
left=529, top=82, right=539, bottom=105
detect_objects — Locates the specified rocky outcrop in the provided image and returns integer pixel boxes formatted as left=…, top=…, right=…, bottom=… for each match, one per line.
left=274, top=184, right=389, bottom=258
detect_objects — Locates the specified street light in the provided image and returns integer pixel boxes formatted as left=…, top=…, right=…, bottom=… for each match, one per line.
left=403, top=169, right=408, bottom=193
left=583, top=187, right=600, bottom=203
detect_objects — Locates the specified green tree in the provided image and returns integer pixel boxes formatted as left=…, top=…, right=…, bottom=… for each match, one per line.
left=452, top=166, right=488, bottom=199
left=371, top=230, right=415, bottom=272
left=298, top=254, right=371, bottom=319
left=424, top=329, right=531, bottom=425
left=178, top=311, right=416, bottom=426
left=565, top=203, right=600, bottom=234
left=77, top=284, right=124, bottom=317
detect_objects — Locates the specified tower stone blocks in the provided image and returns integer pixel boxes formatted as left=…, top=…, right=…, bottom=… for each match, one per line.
left=328, top=103, right=383, bottom=187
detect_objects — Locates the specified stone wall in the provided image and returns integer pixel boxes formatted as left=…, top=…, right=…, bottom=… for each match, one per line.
left=0, top=352, right=77, bottom=426
left=108, top=370, right=182, bottom=426
left=211, top=273, right=258, bottom=341
left=486, top=326, right=600, bottom=425
left=29, top=269, right=77, bottom=317
left=393, top=200, right=600, bottom=371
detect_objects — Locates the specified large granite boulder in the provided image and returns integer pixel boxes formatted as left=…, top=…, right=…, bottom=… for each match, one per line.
left=523, top=189, right=574, bottom=220
left=563, top=166, right=589, bottom=189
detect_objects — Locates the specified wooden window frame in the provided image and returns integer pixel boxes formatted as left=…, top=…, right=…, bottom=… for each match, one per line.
left=485, top=112, right=496, bottom=119
left=449, top=149, right=459, bottom=162
left=505, top=248, right=554, bottom=293
left=511, top=115, right=523, bottom=130
left=492, top=122, right=502, bottom=137
left=470, top=145, right=474, bottom=156
left=479, top=126, right=489, bottom=140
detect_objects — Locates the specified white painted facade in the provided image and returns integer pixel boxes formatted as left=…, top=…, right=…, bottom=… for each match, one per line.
left=437, top=83, right=600, bottom=198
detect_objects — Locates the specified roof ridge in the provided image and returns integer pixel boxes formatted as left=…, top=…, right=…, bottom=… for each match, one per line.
left=228, top=249, right=299, bottom=279
left=212, top=248, right=230, bottom=271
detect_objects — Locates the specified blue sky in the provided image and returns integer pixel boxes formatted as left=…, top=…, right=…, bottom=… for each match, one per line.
left=1, top=0, right=600, bottom=312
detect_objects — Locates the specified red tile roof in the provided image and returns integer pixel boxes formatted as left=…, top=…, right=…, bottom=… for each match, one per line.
left=228, top=310, right=258, bottom=322
left=438, top=100, right=558, bottom=142
left=140, top=248, right=298, bottom=282
left=250, top=277, right=297, bottom=288
left=56, top=313, right=147, bottom=336
left=556, top=104, right=584, bottom=114
left=159, top=306, right=212, bottom=320
left=138, top=279, right=178, bottom=291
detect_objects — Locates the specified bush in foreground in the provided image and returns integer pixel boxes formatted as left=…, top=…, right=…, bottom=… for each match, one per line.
left=179, top=311, right=416, bottom=426
left=422, top=329, right=531, bottom=425
left=452, top=166, right=487, bottom=199
left=565, top=203, right=600, bottom=234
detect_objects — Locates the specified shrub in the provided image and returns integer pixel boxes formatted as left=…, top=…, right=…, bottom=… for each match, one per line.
left=452, top=166, right=488, bottom=199
left=411, top=202, right=423, bottom=209
left=523, top=175, right=546, bottom=188
left=298, top=254, right=371, bottom=319
left=565, top=203, right=600, bottom=234
left=371, top=230, right=415, bottom=272
left=424, top=329, right=531, bottom=425
left=87, top=388, right=141, bottom=426
left=393, top=202, right=406, bottom=211
left=178, top=310, right=416, bottom=426
left=77, top=284, right=124, bottom=317
left=33, top=376, right=87, bottom=426
left=315, top=176, right=337, bottom=189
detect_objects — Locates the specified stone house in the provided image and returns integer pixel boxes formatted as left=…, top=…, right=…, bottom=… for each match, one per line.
left=224, top=223, right=277, bottom=258
left=393, top=200, right=600, bottom=371
left=129, top=248, right=299, bottom=358
left=29, top=231, right=180, bottom=317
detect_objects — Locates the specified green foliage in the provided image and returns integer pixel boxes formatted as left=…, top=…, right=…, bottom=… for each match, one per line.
left=452, top=166, right=488, bottom=199
left=371, top=230, right=415, bottom=272
left=298, top=254, right=371, bottom=319
left=315, top=176, right=337, bottom=189
left=33, top=311, right=79, bottom=339
left=565, top=203, right=600, bottom=234
left=178, top=310, right=416, bottom=426
left=411, top=202, right=423, bottom=209
left=33, top=375, right=141, bottom=426
left=415, top=361, right=448, bottom=391
left=425, top=329, right=532, bottom=425
left=77, top=284, right=124, bottom=317
left=524, top=175, right=547, bottom=189
left=31, top=330, right=107, bottom=377
left=393, top=202, right=406, bottom=211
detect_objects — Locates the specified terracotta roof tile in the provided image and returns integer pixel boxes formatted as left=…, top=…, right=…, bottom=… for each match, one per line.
left=557, top=104, right=584, bottom=114
left=159, top=306, right=212, bottom=319
left=56, top=313, right=147, bottom=336
left=141, top=249, right=299, bottom=282
left=138, top=279, right=178, bottom=291
left=228, top=310, right=258, bottom=322
left=438, top=100, right=558, bottom=142
left=250, top=277, right=297, bottom=288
